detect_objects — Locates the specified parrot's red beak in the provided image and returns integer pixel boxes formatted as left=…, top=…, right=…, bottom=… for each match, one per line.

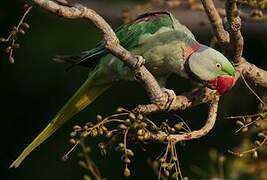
left=207, top=75, right=235, bottom=95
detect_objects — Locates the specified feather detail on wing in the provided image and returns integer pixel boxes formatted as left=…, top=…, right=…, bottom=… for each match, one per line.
left=54, top=11, right=176, bottom=68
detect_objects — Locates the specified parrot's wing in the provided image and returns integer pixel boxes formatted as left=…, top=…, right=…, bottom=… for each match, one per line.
left=55, top=11, right=185, bottom=67
left=53, top=43, right=106, bottom=67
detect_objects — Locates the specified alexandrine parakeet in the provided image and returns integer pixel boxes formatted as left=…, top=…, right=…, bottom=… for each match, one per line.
left=10, top=11, right=235, bottom=168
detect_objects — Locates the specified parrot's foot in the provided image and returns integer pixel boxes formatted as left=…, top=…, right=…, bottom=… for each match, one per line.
left=134, top=55, right=145, bottom=68
left=161, top=88, right=176, bottom=111
left=133, top=88, right=176, bottom=114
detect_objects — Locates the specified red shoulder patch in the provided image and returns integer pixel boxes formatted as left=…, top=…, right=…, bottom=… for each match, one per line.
left=183, top=43, right=202, bottom=61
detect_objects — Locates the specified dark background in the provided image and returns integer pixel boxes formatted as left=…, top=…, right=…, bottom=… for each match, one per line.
left=1, top=0, right=266, bottom=179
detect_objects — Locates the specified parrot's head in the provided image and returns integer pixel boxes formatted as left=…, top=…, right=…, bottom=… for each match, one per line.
left=186, top=44, right=236, bottom=95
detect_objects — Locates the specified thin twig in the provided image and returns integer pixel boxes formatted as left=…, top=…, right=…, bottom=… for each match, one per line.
left=80, top=142, right=103, bottom=180
left=225, top=113, right=264, bottom=119
left=228, top=136, right=267, bottom=156
left=1, top=5, right=32, bottom=63
left=240, top=73, right=266, bottom=105
left=62, top=140, right=80, bottom=160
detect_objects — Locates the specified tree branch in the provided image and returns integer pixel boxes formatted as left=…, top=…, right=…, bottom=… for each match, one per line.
left=134, top=88, right=216, bottom=114
left=237, top=59, right=267, bottom=88
left=200, top=0, right=230, bottom=48
left=225, top=0, right=244, bottom=63
left=147, top=96, right=219, bottom=143
left=168, top=97, right=219, bottom=143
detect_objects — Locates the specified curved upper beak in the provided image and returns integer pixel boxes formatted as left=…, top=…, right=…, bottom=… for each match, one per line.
left=207, top=75, right=235, bottom=95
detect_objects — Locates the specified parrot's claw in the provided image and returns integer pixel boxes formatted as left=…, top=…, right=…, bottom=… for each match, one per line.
left=134, top=55, right=145, bottom=68
left=133, top=88, right=176, bottom=113
left=161, top=88, right=176, bottom=111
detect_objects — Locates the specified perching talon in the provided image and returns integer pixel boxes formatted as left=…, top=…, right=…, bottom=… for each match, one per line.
left=134, top=55, right=145, bottom=68
left=161, top=88, right=176, bottom=111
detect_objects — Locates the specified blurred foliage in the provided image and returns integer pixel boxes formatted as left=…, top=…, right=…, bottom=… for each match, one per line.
left=239, top=0, right=267, bottom=10
left=238, top=0, right=267, bottom=17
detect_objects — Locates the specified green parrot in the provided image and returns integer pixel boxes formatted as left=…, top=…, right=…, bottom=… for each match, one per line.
left=10, top=11, right=235, bottom=168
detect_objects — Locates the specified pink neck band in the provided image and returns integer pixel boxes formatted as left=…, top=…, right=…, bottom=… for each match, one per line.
left=184, top=43, right=202, bottom=61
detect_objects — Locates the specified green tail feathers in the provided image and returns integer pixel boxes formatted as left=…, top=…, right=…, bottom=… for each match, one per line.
left=10, top=73, right=110, bottom=168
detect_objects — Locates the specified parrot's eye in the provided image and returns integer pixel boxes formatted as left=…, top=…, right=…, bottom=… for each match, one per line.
left=216, top=63, right=222, bottom=69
